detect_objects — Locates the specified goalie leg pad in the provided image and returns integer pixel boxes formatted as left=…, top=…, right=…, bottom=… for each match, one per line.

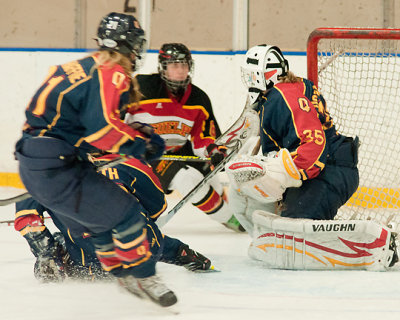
left=249, top=210, right=395, bottom=271
left=227, top=188, right=276, bottom=236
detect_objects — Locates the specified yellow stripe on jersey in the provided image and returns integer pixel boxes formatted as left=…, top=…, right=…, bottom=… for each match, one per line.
left=182, top=104, right=209, bottom=119
left=113, top=229, right=147, bottom=250
left=83, top=125, right=113, bottom=143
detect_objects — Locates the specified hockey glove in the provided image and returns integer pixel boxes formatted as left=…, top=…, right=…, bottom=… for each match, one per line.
left=33, top=240, right=70, bottom=282
left=206, top=143, right=228, bottom=167
left=129, top=121, right=155, bottom=137
left=23, top=228, right=68, bottom=282
left=144, top=133, right=165, bottom=162
left=128, top=122, right=165, bottom=161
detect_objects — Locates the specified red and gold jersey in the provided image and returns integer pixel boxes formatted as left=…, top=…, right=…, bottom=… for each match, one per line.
left=126, top=74, right=221, bottom=157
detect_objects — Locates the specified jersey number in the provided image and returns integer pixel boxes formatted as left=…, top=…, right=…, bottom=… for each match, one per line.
left=303, top=129, right=324, bottom=145
left=298, top=98, right=311, bottom=112
left=32, top=76, right=64, bottom=116
left=112, top=72, right=126, bottom=89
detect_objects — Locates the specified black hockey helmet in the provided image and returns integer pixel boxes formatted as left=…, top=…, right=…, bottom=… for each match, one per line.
left=158, top=43, right=194, bottom=93
left=97, top=12, right=146, bottom=70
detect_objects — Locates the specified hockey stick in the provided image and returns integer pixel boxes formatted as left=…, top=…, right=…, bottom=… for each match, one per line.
left=159, top=155, right=210, bottom=162
left=213, top=97, right=259, bottom=150
left=0, top=154, right=133, bottom=207
left=156, top=97, right=261, bottom=228
left=0, top=152, right=215, bottom=207
left=0, top=152, right=214, bottom=207
left=156, top=141, right=241, bottom=228
left=2, top=98, right=258, bottom=208
left=0, top=192, right=31, bottom=206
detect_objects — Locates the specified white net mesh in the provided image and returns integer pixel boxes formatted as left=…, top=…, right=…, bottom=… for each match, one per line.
left=316, top=35, right=400, bottom=232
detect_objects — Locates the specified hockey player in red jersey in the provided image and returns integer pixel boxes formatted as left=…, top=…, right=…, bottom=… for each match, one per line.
left=125, top=43, right=244, bottom=232
left=14, top=12, right=181, bottom=307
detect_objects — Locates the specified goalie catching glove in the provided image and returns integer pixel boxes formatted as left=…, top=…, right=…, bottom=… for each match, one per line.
left=225, top=148, right=302, bottom=203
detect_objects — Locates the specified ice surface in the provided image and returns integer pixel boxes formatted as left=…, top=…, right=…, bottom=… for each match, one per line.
left=0, top=188, right=400, bottom=320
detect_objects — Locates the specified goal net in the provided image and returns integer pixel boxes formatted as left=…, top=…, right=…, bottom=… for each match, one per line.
left=307, top=27, right=400, bottom=232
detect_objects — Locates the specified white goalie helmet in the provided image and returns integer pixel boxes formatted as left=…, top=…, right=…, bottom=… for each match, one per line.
left=241, top=44, right=289, bottom=104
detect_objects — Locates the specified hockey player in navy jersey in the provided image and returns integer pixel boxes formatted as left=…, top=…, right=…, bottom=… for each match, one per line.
left=225, top=45, right=398, bottom=271
left=125, top=43, right=244, bottom=232
left=14, top=12, right=184, bottom=307
left=15, top=156, right=214, bottom=282
left=226, top=44, right=360, bottom=232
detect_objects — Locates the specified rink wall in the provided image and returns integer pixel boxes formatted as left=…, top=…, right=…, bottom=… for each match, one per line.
left=0, top=49, right=307, bottom=188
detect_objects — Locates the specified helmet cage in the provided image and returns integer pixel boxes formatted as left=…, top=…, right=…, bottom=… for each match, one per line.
left=159, top=60, right=194, bottom=92
left=241, top=45, right=289, bottom=103
left=158, top=43, right=194, bottom=92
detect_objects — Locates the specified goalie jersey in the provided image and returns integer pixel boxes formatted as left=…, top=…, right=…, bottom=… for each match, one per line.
left=125, top=73, right=221, bottom=157
left=257, top=78, right=345, bottom=180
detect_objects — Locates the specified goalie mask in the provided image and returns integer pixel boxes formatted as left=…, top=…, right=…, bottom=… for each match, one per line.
left=241, top=45, right=289, bottom=104
left=97, top=12, right=147, bottom=71
left=158, top=43, right=194, bottom=94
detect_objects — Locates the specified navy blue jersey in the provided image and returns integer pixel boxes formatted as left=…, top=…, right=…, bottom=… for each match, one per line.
left=23, top=53, right=146, bottom=155
left=96, top=154, right=167, bottom=220
left=257, top=78, right=344, bottom=180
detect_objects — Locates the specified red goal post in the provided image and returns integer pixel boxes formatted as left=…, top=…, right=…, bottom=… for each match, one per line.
left=307, top=27, right=400, bottom=85
left=307, top=27, right=400, bottom=229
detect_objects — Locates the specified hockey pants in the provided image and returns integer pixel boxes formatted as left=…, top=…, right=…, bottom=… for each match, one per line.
left=15, top=136, right=159, bottom=278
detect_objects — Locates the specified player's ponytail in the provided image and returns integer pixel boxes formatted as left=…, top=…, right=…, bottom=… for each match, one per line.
left=129, top=76, right=142, bottom=106
left=94, top=50, right=133, bottom=78
left=278, top=71, right=301, bottom=84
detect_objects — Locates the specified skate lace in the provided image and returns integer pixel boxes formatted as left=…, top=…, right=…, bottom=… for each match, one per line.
left=138, top=275, right=171, bottom=297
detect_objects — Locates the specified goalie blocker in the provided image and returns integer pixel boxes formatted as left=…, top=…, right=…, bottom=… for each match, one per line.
left=249, top=210, right=399, bottom=271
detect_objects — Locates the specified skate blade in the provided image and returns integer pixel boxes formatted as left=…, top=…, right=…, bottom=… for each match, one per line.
left=208, top=265, right=221, bottom=272
left=145, top=296, right=180, bottom=315
left=121, top=286, right=180, bottom=314
left=140, top=296, right=180, bottom=315
left=192, top=264, right=221, bottom=273
left=163, top=303, right=180, bottom=315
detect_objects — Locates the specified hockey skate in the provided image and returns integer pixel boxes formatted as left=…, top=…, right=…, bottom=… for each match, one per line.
left=118, top=274, right=177, bottom=307
left=223, top=215, right=246, bottom=233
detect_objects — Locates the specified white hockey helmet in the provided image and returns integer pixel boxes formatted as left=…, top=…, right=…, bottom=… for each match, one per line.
left=241, top=45, right=289, bottom=104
